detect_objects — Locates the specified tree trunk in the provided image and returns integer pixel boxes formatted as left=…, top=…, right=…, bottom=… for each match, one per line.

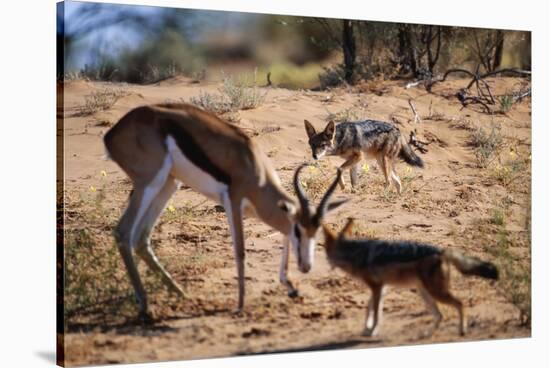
left=492, top=30, right=504, bottom=71
left=397, top=25, right=417, bottom=76
left=342, top=19, right=356, bottom=84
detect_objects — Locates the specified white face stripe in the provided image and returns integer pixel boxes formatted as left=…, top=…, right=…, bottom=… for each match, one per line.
left=288, top=223, right=316, bottom=272
left=166, top=135, right=227, bottom=204
left=129, top=153, right=172, bottom=248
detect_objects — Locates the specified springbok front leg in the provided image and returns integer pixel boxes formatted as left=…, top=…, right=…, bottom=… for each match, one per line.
left=222, top=191, right=246, bottom=312
left=135, top=176, right=185, bottom=297
left=279, top=235, right=299, bottom=297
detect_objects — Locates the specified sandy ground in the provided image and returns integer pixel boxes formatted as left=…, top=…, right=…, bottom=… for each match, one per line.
left=60, top=76, right=531, bottom=366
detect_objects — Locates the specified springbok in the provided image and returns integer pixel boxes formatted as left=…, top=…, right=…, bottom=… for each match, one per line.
left=104, top=103, right=346, bottom=321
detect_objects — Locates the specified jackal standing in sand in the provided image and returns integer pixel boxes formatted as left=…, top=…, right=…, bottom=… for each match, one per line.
left=304, top=119, right=424, bottom=193
left=322, top=218, right=499, bottom=337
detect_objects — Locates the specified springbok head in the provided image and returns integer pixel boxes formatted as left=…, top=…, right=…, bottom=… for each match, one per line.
left=279, top=164, right=347, bottom=273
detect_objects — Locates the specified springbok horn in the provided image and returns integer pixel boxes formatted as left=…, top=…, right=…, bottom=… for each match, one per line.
left=293, top=163, right=310, bottom=217
left=314, top=168, right=343, bottom=225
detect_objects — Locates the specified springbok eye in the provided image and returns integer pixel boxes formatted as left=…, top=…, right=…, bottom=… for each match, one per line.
left=294, top=224, right=302, bottom=241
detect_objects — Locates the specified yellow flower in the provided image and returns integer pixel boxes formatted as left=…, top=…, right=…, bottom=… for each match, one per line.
left=308, top=165, right=318, bottom=173
left=406, top=166, right=413, bottom=174
left=100, top=170, right=107, bottom=177
left=362, top=164, right=370, bottom=173
left=300, top=180, right=308, bottom=188
left=89, top=186, right=96, bottom=192
left=167, top=205, right=176, bottom=213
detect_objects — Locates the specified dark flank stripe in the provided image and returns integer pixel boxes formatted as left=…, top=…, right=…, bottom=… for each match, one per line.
left=160, top=119, right=232, bottom=185
left=331, top=239, right=441, bottom=268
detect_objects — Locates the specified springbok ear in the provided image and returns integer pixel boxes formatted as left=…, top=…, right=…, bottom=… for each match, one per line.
left=304, top=120, right=317, bottom=139
left=324, top=121, right=336, bottom=140
left=326, top=198, right=349, bottom=213
left=278, top=200, right=297, bottom=216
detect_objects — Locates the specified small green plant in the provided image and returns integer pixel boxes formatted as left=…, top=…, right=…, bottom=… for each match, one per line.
left=469, top=124, right=504, bottom=168
left=189, top=91, right=232, bottom=114
left=64, top=228, right=131, bottom=314
left=318, top=65, right=347, bottom=89
left=490, top=157, right=526, bottom=187
left=325, top=107, right=364, bottom=123
left=77, top=88, right=129, bottom=116
left=220, top=74, right=267, bottom=110
left=480, top=205, right=531, bottom=328
left=490, top=207, right=505, bottom=225
left=498, top=94, right=514, bottom=113
left=189, top=73, right=267, bottom=114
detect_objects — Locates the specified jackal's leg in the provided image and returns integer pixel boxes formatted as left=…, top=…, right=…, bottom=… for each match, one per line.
left=376, top=156, right=390, bottom=189
left=280, top=235, right=299, bottom=297
left=363, top=285, right=383, bottom=336
left=365, top=294, right=374, bottom=329
left=223, top=191, right=246, bottom=312
left=350, top=163, right=360, bottom=188
left=339, top=152, right=362, bottom=189
left=432, top=289, right=465, bottom=336
left=383, top=156, right=393, bottom=190
left=390, top=164, right=402, bottom=194
left=419, top=287, right=442, bottom=336
left=135, top=177, right=185, bottom=297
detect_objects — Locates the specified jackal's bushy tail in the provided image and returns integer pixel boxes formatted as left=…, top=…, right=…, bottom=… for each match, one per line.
left=443, top=250, right=499, bottom=280
left=399, top=136, right=424, bottom=168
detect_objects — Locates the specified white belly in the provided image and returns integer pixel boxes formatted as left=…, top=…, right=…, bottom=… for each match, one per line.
left=165, top=136, right=228, bottom=203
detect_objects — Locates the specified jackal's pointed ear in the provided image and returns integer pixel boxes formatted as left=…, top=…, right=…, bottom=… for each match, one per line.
left=278, top=200, right=297, bottom=216
left=324, top=121, right=336, bottom=140
left=322, top=224, right=336, bottom=245
left=340, top=217, right=355, bottom=239
left=304, top=120, right=316, bottom=139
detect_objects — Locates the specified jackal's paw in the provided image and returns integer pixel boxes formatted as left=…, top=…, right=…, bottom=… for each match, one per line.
left=232, top=307, right=244, bottom=317
left=137, top=311, right=155, bottom=325
left=362, top=328, right=378, bottom=337
left=288, top=289, right=300, bottom=298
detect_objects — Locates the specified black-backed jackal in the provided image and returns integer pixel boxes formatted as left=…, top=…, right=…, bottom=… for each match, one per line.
left=322, top=218, right=499, bottom=337
left=304, top=119, right=424, bottom=193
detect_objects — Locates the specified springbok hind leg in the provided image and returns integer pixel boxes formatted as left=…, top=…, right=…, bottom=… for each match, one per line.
left=115, top=181, right=165, bottom=321
left=135, top=177, right=185, bottom=297
left=115, top=156, right=173, bottom=320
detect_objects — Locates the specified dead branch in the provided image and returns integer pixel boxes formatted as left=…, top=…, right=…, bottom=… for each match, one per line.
left=408, top=99, right=421, bottom=124
left=424, top=67, right=530, bottom=114
left=409, top=131, right=430, bottom=154
left=513, top=88, right=531, bottom=103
